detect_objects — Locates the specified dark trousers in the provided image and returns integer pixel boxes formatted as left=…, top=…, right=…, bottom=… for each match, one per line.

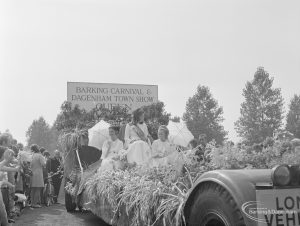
left=52, top=175, right=62, bottom=202
left=1, top=188, right=9, bottom=216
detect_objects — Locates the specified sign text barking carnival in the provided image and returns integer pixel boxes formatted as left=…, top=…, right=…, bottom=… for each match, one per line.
left=67, top=82, right=158, bottom=112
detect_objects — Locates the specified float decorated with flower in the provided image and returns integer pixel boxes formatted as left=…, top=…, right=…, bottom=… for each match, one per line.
left=59, top=108, right=300, bottom=226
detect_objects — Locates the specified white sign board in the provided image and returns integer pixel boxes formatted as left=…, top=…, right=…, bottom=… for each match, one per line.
left=67, top=82, right=158, bottom=112
left=242, top=189, right=300, bottom=226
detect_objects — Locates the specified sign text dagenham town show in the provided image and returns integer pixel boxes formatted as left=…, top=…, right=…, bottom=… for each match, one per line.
left=67, top=82, right=158, bottom=112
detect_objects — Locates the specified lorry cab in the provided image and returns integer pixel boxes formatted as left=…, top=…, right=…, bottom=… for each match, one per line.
left=184, top=164, right=300, bottom=226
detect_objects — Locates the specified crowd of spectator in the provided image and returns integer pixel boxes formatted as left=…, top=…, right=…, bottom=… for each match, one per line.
left=0, top=133, right=63, bottom=226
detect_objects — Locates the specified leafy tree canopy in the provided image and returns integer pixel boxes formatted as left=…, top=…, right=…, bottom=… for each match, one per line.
left=54, top=101, right=171, bottom=140
left=170, top=116, right=181, bottom=123
left=26, top=116, right=58, bottom=153
left=142, top=101, right=170, bottom=139
left=183, top=85, right=227, bottom=144
left=286, top=94, right=300, bottom=138
left=235, top=67, right=284, bottom=144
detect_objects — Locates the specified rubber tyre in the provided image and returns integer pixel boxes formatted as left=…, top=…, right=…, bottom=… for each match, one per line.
left=65, top=190, right=76, bottom=212
left=187, top=182, right=246, bottom=226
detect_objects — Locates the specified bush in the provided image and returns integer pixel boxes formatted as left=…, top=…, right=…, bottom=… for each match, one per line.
left=211, top=140, right=300, bottom=170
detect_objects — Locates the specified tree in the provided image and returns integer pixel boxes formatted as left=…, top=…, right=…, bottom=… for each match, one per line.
left=183, top=85, right=227, bottom=144
left=170, top=116, right=181, bottom=122
left=286, top=94, right=300, bottom=138
left=54, top=101, right=172, bottom=140
left=143, top=101, right=171, bottom=140
left=54, top=102, right=95, bottom=131
left=235, top=67, right=284, bottom=145
left=26, top=117, right=57, bottom=152
left=143, top=101, right=170, bottom=125
left=54, top=101, right=131, bottom=132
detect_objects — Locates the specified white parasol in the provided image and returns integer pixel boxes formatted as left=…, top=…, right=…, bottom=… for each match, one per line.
left=88, top=120, right=110, bottom=151
left=167, top=121, right=194, bottom=147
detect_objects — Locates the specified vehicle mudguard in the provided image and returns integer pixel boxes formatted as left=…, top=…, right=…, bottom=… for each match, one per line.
left=184, top=169, right=272, bottom=226
left=77, top=145, right=102, bottom=167
left=63, top=145, right=101, bottom=179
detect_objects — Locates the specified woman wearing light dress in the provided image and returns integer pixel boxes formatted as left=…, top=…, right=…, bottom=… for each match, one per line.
left=150, top=125, right=186, bottom=177
left=124, top=108, right=152, bottom=166
left=150, top=125, right=177, bottom=168
left=98, top=125, right=124, bottom=173
left=30, top=144, right=46, bottom=208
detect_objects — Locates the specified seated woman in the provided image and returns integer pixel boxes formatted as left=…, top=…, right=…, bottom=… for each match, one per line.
left=150, top=125, right=175, bottom=168
left=97, top=125, right=124, bottom=173
left=151, top=125, right=187, bottom=170
left=124, top=108, right=152, bottom=166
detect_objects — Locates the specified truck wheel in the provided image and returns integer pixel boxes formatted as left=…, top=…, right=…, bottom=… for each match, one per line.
left=187, top=182, right=245, bottom=226
left=65, top=190, right=76, bottom=212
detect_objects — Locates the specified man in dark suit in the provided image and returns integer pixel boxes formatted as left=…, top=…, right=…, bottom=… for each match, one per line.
left=46, top=150, right=62, bottom=204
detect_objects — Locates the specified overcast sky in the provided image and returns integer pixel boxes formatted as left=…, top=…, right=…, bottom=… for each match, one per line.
left=0, top=0, right=300, bottom=145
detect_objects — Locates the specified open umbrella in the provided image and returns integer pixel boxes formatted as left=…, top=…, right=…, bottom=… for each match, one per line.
left=167, top=121, right=194, bottom=147
left=88, top=120, right=110, bottom=150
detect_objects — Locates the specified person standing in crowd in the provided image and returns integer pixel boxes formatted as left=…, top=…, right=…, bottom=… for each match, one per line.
left=11, top=145, right=19, bottom=158
left=0, top=133, right=11, bottom=159
left=30, top=144, right=45, bottom=208
left=39, top=147, right=46, bottom=204
left=39, top=147, right=46, bottom=156
left=47, top=150, right=62, bottom=204
left=42, top=151, right=50, bottom=205
left=17, top=143, right=24, bottom=152
left=6, top=147, right=18, bottom=220
left=0, top=133, right=18, bottom=222
left=0, top=148, right=20, bottom=224
left=15, top=144, right=25, bottom=193
left=0, top=186, right=9, bottom=226
left=17, top=146, right=32, bottom=202
left=43, top=151, right=51, bottom=176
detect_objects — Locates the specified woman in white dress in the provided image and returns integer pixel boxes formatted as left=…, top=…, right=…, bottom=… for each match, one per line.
left=98, top=125, right=124, bottom=173
left=124, top=108, right=152, bottom=166
left=150, top=125, right=176, bottom=167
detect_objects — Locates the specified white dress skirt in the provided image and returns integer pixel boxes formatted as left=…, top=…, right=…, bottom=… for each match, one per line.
left=97, top=139, right=124, bottom=173
left=126, top=140, right=152, bottom=166
left=149, top=151, right=181, bottom=168
left=99, top=158, right=124, bottom=172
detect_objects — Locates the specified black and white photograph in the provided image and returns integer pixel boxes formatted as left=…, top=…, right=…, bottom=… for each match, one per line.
left=1, top=0, right=300, bottom=226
